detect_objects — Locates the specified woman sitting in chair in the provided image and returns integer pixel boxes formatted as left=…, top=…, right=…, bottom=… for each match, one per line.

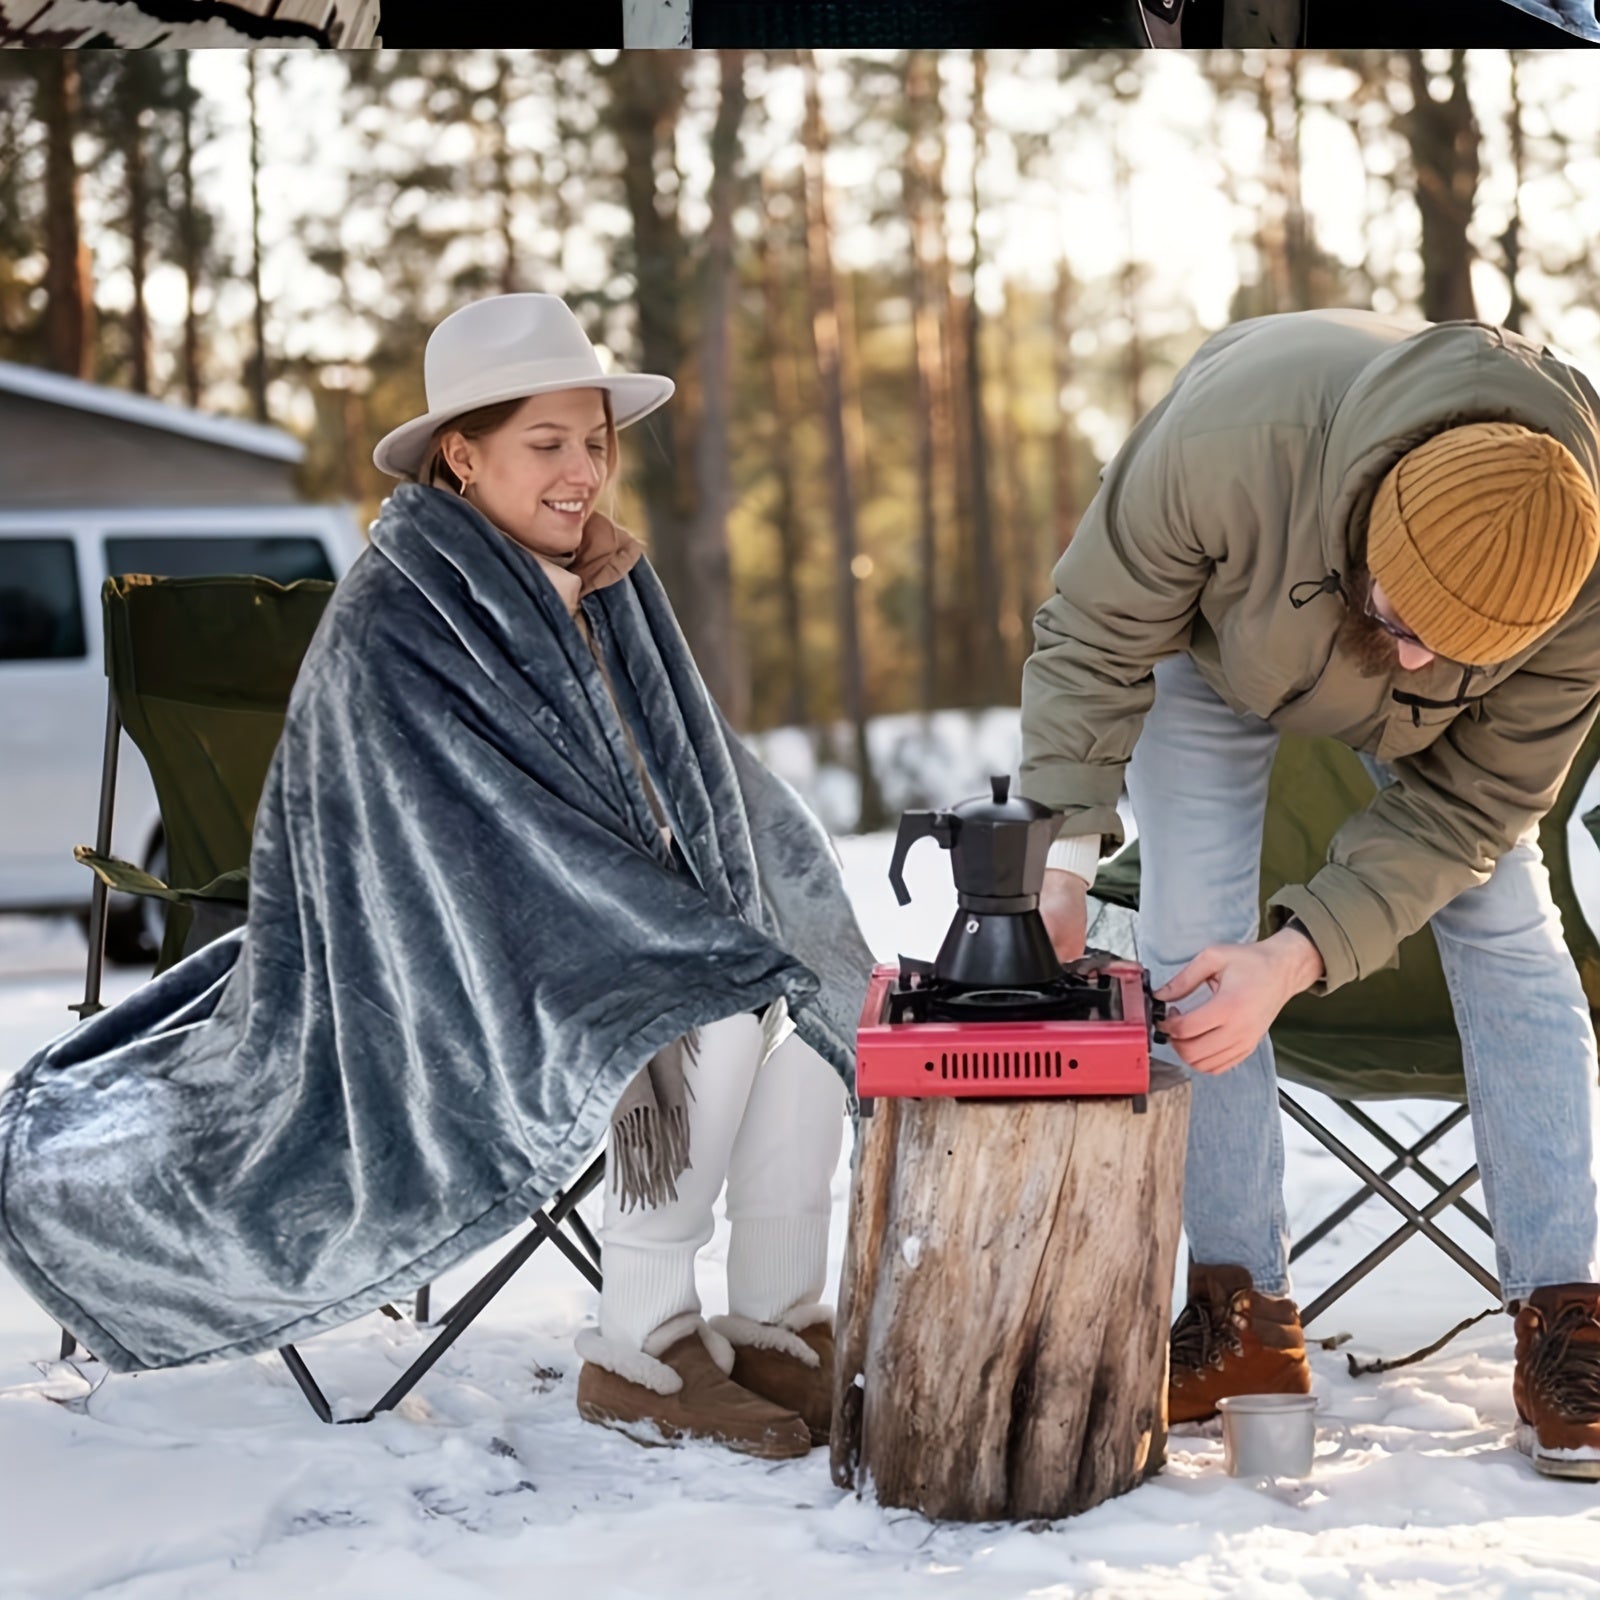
left=372, top=294, right=860, bottom=1458
left=0, top=293, right=870, bottom=1462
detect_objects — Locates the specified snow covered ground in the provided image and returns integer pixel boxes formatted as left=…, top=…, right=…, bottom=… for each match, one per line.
left=4, top=789, right=1600, bottom=1597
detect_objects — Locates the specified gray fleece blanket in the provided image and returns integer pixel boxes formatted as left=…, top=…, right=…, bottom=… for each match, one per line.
left=0, top=483, right=872, bottom=1374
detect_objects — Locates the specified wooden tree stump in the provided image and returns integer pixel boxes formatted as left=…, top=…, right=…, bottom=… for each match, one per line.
left=831, top=1066, right=1190, bottom=1522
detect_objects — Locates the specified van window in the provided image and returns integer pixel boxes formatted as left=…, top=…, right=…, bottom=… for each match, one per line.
left=0, top=538, right=87, bottom=661
left=104, top=535, right=336, bottom=585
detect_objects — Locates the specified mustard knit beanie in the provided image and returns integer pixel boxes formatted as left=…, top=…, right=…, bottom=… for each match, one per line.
left=1366, top=421, right=1600, bottom=665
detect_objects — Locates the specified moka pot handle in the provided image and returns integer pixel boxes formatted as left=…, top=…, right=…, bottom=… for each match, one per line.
left=888, top=810, right=957, bottom=907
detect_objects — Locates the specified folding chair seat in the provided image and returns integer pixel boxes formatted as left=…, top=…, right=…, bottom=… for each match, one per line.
left=63, top=573, right=606, bottom=1422
left=1092, top=719, right=1600, bottom=1333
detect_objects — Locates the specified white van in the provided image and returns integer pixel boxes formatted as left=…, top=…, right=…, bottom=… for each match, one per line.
left=0, top=504, right=365, bottom=961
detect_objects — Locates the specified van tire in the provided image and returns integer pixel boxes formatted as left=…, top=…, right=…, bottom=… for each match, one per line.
left=75, top=902, right=160, bottom=966
left=102, top=903, right=159, bottom=966
left=81, top=908, right=157, bottom=966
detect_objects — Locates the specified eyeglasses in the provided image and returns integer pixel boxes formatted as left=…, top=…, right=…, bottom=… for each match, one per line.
left=1361, top=588, right=1477, bottom=675
left=1361, top=593, right=1430, bottom=651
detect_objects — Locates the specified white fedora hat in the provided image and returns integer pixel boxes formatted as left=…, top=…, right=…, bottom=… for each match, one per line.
left=372, top=293, right=675, bottom=480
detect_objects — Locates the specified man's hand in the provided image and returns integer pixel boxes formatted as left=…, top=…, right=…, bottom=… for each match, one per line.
left=1040, top=867, right=1089, bottom=963
left=1152, top=927, right=1324, bottom=1074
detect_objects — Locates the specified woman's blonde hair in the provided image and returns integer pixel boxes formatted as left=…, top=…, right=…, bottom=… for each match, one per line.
left=415, top=389, right=621, bottom=499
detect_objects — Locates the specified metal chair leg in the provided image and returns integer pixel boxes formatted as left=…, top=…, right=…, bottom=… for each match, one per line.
left=281, top=1153, right=607, bottom=1424
left=1300, top=1164, right=1498, bottom=1325
left=279, top=1343, right=333, bottom=1423
left=1281, top=1090, right=1499, bottom=1313
left=1291, top=1102, right=1476, bottom=1261
left=565, top=1208, right=603, bottom=1270
left=70, top=696, right=123, bottom=1023
left=1336, top=1100, right=1492, bottom=1235
left=437, top=1152, right=606, bottom=1327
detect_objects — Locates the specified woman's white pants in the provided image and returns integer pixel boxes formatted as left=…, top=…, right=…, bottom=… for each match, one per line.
left=598, top=1010, right=847, bottom=1350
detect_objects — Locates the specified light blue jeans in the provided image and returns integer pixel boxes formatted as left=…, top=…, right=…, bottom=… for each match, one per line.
left=1125, top=651, right=1600, bottom=1302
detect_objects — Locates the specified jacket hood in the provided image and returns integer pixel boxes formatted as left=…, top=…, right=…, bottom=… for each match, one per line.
left=1317, top=319, right=1600, bottom=582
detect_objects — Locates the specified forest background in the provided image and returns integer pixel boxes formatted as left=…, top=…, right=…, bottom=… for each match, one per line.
left=4, top=48, right=1600, bottom=829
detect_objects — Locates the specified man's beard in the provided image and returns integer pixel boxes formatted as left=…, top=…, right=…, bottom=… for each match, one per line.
left=1334, top=567, right=1401, bottom=680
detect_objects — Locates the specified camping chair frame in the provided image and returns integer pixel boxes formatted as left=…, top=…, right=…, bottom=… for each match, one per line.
left=1280, top=1091, right=1498, bottom=1326
left=60, top=575, right=609, bottom=1423
left=279, top=1152, right=606, bottom=1425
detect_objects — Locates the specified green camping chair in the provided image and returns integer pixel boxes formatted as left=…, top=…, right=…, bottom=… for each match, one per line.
left=1092, top=720, right=1600, bottom=1331
left=65, top=574, right=605, bottom=1423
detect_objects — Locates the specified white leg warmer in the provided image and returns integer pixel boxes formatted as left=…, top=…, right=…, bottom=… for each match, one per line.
left=597, top=1011, right=764, bottom=1351
left=722, top=1029, right=847, bottom=1323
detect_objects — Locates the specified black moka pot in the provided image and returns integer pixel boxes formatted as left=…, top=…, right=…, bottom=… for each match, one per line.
left=887, top=775, right=1064, bottom=990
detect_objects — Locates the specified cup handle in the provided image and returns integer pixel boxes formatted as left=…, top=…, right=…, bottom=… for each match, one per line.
left=1315, top=1417, right=1352, bottom=1463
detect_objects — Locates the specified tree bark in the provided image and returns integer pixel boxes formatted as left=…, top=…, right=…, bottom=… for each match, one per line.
left=963, top=50, right=1006, bottom=708
left=491, top=53, right=519, bottom=296
left=121, top=60, right=151, bottom=396
left=607, top=50, right=691, bottom=606
left=996, top=282, right=1033, bottom=686
left=40, top=55, right=94, bottom=381
left=800, top=53, right=884, bottom=832
left=177, top=55, right=203, bottom=410
left=685, top=49, right=750, bottom=729
left=1403, top=49, right=1480, bottom=324
left=1500, top=52, right=1526, bottom=336
left=904, top=50, right=945, bottom=719
left=832, top=1068, right=1190, bottom=1522
left=757, top=166, right=811, bottom=731
left=1050, top=255, right=1079, bottom=559
left=246, top=53, right=269, bottom=424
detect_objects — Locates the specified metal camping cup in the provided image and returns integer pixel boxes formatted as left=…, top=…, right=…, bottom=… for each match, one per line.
left=1216, top=1394, right=1350, bottom=1479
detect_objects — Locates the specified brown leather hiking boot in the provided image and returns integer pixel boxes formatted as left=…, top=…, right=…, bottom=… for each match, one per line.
left=576, top=1315, right=812, bottom=1459
left=713, top=1314, right=834, bottom=1446
left=1168, top=1263, right=1312, bottom=1425
left=1513, top=1283, right=1600, bottom=1480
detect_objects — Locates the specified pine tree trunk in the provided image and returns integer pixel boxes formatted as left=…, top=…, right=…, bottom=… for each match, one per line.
left=908, top=54, right=940, bottom=720
left=1403, top=49, right=1480, bottom=324
left=246, top=54, right=269, bottom=424
left=685, top=49, right=750, bottom=729
left=608, top=51, right=691, bottom=603
left=1050, top=257, right=1079, bottom=559
left=757, top=168, right=811, bottom=731
left=996, top=284, right=1033, bottom=686
left=122, top=63, right=151, bottom=396
left=800, top=53, right=883, bottom=832
left=905, top=50, right=953, bottom=717
left=832, top=1069, right=1191, bottom=1522
left=1501, top=52, right=1525, bottom=335
left=963, top=50, right=1007, bottom=708
left=491, top=54, right=519, bottom=295
left=41, top=56, right=93, bottom=381
left=177, top=56, right=203, bottom=410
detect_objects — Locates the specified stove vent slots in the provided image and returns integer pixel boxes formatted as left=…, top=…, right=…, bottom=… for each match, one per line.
left=932, top=1050, right=1079, bottom=1081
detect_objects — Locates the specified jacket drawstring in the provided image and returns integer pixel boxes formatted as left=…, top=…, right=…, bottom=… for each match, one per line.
left=1290, top=571, right=1483, bottom=723
left=1288, top=571, right=1346, bottom=609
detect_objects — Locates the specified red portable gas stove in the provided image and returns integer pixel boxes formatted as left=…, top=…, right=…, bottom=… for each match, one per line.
left=855, top=776, right=1167, bottom=1114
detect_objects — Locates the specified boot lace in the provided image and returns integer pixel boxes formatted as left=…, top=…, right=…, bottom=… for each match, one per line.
left=1170, top=1290, right=1247, bottom=1380
left=1527, top=1303, right=1600, bottom=1422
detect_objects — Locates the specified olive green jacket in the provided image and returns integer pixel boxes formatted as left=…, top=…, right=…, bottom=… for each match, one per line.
left=1019, top=309, right=1600, bottom=993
